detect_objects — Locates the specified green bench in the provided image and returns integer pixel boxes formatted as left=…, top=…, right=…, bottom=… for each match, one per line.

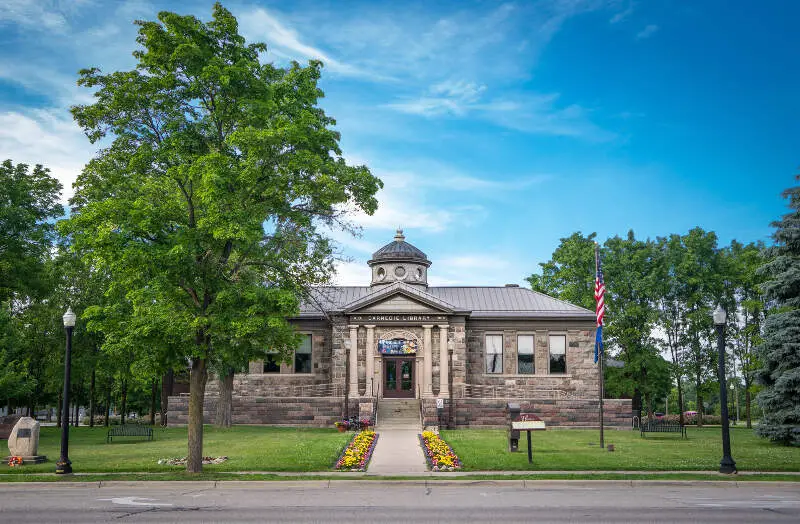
left=106, top=424, right=154, bottom=443
left=640, top=419, right=687, bottom=438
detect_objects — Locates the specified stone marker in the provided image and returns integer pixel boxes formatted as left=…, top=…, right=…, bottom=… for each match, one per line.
left=5, top=416, right=47, bottom=464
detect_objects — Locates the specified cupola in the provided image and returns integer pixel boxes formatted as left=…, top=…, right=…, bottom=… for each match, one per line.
left=368, top=229, right=431, bottom=287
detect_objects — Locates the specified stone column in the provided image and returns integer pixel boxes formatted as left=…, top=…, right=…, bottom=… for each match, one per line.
left=365, top=325, right=376, bottom=396
left=438, top=324, right=449, bottom=397
left=348, top=325, right=359, bottom=397
left=423, top=324, right=434, bottom=397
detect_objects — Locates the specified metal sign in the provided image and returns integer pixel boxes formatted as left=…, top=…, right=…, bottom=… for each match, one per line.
left=511, top=420, right=546, bottom=430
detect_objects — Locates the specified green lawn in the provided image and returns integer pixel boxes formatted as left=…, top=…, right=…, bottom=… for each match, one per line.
left=441, top=427, right=800, bottom=472
left=1, top=425, right=352, bottom=474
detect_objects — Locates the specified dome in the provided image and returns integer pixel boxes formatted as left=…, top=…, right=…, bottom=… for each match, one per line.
left=368, top=230, right=431, bottom=287
left=369, top=229, right=430, bottom=266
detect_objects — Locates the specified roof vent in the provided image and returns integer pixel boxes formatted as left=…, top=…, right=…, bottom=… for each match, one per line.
left=505, top=284, right=519, bottom=287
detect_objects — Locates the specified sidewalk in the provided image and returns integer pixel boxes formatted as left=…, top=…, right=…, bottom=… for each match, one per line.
left=367, top=429, right=427, bottom=474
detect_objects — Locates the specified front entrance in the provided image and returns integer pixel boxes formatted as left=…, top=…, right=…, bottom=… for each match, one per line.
left=383, top=358, right=415, bottom=398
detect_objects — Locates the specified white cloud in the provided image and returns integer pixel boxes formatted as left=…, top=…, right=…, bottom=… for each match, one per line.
left=0, top=109, right=96, bottom=202
left=609, top=2, right=635, bottom=24
left=332, top=260, right=369, bottom=286
left=236, top=7, right=369, bottom=78
left=636, top=24, right=659, bottom=40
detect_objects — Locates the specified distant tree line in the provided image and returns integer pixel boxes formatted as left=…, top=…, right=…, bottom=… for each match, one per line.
left=527, top=178, right=800, bottom=445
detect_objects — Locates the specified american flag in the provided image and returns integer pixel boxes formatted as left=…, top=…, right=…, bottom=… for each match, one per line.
left=594, top=246, right=605, bottom=364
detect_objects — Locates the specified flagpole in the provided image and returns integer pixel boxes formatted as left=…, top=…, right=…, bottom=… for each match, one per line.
left=596, top=242, right=605, bottom=450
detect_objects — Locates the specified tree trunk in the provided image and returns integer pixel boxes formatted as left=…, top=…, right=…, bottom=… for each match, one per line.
left=120, top=379, right=128, bottom=425
left=745, top=377, right=752, bottom=429
left=697, top=391, right=704, bottom=428
left=677, top=377, right=685, bottom=426
left=215, top=369, right=234, bottom=428
left=161, top=370, right=174, bottom=427
left=74, top=403, right=79, bottom=427
left=150, top=379, right=157, bottom=426
left=105, top=388, right=111, bottom=427
left=89, top=367, right=96, bottom=427
left=187, top=357, right=208, bottom=473
left=56, top=391, right=62, bottom=428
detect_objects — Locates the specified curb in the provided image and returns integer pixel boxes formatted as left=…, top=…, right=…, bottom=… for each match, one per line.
left=1, top=479, right=799, bottom=489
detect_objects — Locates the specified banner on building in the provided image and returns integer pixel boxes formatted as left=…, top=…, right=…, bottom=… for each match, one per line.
left=378, top=338, right=418, bottom=355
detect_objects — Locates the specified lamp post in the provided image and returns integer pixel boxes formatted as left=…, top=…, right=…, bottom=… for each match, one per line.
left=713, top=305, right=736, bottom=474
left=56, top=307, right=76, bottom=474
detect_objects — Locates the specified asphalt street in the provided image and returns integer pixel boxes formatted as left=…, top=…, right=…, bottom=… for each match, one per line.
left=0, top=481, right=798, bottom=523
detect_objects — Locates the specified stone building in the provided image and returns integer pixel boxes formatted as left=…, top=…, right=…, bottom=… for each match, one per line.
left=168, top=230, right=632, bottom=428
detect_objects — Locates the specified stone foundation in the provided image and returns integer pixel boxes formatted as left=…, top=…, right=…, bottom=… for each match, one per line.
left=422, top=398, right=633, bottom=429
left=167, top=395, right=372, bottom=427
left=168, top=395, right=630, bottom=429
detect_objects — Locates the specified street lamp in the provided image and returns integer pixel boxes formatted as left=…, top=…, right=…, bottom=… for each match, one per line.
left=56, top=307, right=76, bottom=475
left=713, top=305, right=737, bottom=474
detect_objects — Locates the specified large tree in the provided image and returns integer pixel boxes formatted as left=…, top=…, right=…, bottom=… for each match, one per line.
left=755, top=177, right=800, bottom=446
left=63, top=3, right=381, bottom=472
left=0, top=159, right=63, bottom=414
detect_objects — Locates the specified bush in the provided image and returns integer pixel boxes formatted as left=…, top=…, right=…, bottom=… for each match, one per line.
left=643, top=414, right=723, bottom=425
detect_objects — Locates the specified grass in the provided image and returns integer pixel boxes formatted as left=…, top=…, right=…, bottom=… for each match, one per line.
left=440, top=427, right=800, bottom=472
left=0, top=425, right=352, bottom=474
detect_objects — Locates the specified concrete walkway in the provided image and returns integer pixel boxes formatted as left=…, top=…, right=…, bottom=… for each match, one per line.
left=367, top=429, right=427, bottom=474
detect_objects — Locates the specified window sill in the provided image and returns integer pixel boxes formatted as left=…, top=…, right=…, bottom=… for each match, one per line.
left=481, top=373, right=572, bottom=379
left=258, top=373, right=316, bottom=377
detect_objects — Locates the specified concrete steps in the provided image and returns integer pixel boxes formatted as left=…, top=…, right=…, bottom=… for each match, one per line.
left=377, top=399, right=421, bottom=430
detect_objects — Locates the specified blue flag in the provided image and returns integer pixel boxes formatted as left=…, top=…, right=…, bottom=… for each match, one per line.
left=595, top=324, right=603, bottom=364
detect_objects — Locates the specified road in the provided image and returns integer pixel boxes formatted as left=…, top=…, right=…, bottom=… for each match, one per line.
left=0, top=481, right=798, bottom=522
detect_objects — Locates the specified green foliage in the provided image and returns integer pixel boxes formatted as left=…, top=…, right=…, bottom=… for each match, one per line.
left=62, top=3, right=381, bottom=469
left=527, top=231, right=597, bottom=310
left=756, top=179, right=800, bottom=446
left=0, top=160, right=64, bottom=302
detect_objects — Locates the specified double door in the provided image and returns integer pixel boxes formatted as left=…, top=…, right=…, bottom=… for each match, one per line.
left=383, top=358, right=415, bottom=398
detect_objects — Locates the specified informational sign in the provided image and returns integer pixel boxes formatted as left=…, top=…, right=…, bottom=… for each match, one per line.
left=511, top=420, right=546, bottom=430
left=378, top=338, right=418, bottom=355
left=436, top=398, right=444, bottom=409
left=511, top=413, right=546, bottom=430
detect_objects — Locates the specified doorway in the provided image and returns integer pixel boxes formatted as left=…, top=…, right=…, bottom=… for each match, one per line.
left=383, top=358, right=415, bottom=398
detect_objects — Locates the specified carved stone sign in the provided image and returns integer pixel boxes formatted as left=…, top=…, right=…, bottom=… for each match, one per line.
left=350, top=314, right=447, bottom=322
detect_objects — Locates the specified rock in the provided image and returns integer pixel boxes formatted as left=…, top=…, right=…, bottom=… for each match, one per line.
left=7, top=417, right=40, bottom=457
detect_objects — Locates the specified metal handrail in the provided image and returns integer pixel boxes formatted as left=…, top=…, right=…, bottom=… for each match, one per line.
left=454, top=384, right=588, bottom=400
left=417, top=384, right=423, bottom=428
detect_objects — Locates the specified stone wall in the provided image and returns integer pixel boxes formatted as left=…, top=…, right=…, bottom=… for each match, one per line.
left=464, top=321, right=599, bottom=399
left=421, top=397, right=632, bottom=429
left=167, top=395, right=370, bottom=427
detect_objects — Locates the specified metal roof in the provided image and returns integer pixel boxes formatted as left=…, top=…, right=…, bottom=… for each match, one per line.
left=368, top=229, right=430, bottom=265
left=298, top=284, right=594, bottom=320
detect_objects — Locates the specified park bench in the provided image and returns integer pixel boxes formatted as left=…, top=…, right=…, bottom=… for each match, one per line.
left=640, top=419, right=687, bottom=438
left=106, top=424, right=154, bottom=443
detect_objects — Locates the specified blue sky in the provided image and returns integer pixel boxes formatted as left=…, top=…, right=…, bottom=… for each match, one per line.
left=0, top=0, right=797, bottom=286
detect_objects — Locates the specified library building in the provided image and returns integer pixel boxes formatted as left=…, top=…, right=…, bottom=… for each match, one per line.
left=168, top=230, right=632, bottom=428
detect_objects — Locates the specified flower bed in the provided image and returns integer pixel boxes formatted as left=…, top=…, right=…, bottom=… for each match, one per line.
left=419, top=431, right=462, bottom=471
left=158, top=456, right=228, bottom=466
left=334, top=430, right=378, bottom=471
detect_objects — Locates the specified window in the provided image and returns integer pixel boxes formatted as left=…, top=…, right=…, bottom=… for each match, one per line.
left=485, top=334, right=503, bottom=374
left=549, top=334, right=566, bottom=374
left=518, top=335, right=534, bottom=374
left=263, top=353, right=280, bottom=374
left=294, top=334, right=312, bottom=373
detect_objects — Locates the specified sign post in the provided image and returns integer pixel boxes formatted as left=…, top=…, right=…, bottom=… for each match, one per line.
left=511, top=414, right=546, bottom=464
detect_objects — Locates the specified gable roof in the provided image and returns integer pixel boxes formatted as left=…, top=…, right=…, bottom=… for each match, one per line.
left=341, top=282, right=461, bottom=314
left=297, top=285, right=594, bottom=320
